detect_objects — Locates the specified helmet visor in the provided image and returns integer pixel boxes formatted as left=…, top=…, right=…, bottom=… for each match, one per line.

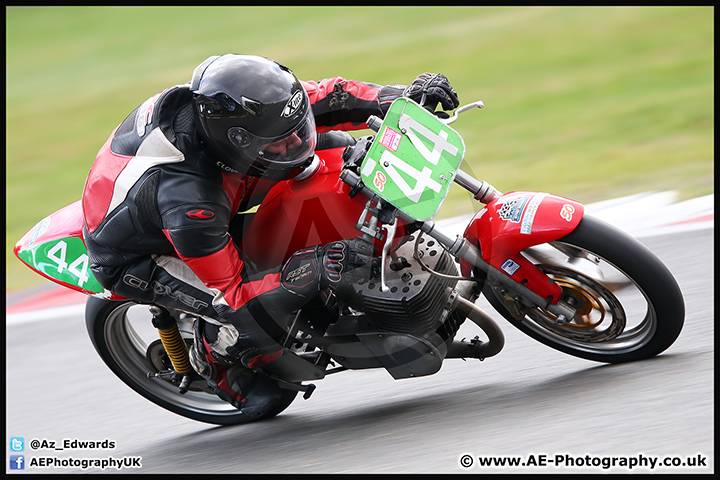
left=227, top=110, right=317, bottom=166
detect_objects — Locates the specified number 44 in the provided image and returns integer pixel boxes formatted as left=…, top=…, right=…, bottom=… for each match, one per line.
left=46, top=240, right=90, bottom=287
left=382, top=114, right=459, bottom=204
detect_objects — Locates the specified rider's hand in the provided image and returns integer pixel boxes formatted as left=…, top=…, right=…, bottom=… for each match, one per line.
left=404, top=73, right=460, bottom=112
left=320, top=239, right=373, bottom=288
left=281, top=239, right=373, bottom=297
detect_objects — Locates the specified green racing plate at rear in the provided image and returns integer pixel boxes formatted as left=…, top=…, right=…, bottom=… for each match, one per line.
left=16, top=235, right=105, bottom=295
left=360, top=97, right=465, bottom=221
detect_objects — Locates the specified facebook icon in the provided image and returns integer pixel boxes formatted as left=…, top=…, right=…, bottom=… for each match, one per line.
left=10, top=455, right=25, bottom=470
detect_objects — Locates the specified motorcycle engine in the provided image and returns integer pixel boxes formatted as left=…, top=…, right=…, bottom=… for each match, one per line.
left=349, top=235, right=465, bottom=339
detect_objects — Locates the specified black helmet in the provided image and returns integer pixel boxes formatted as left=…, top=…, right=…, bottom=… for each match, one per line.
left=191, top=54, right=317, bottom=180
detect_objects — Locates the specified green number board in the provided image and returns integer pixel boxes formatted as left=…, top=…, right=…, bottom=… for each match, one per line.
left=360, top=98, right=465, bottom=221
left=16, top=236, right=104, bottom=294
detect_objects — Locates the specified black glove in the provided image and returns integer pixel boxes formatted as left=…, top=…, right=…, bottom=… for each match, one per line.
left=321, top=239, right=373, bottom=287
left=404, top=73, right=460, bottom=112
left=281, top=239, right=373, bottom=297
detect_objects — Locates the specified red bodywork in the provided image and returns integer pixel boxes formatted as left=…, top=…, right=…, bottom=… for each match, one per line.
left=241, top=147, right=390, bottom=270
left=460, top=191, right=584, bottom=304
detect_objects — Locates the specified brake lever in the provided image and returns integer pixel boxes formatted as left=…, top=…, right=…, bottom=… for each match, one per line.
left=379, top=220, right=397, bottom=292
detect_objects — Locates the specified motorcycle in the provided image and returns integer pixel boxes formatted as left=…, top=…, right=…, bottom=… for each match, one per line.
left=14, top=96, right=685, bottom=425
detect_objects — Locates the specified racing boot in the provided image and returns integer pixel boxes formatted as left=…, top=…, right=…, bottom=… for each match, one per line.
left=188, top=319, right=283, bottom=417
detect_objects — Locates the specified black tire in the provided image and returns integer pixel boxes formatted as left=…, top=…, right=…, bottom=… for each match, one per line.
left=85, top=297, right=298, bottom=425
left=483, top=215, right=685, bottom=363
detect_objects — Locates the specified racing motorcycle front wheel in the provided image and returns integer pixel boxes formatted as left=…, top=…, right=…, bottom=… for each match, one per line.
left=85, top=297, right=298, bottom=425
left=483, top=215, right=685, bottom=364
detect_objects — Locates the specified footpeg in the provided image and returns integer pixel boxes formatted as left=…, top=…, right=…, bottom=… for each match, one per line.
left=177, top=372, right=199, bottom=395
left=275, top=378, right=317, bottom=400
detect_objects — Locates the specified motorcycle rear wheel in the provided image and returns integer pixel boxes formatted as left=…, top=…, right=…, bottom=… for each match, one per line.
left=483, top=215, right=685, bottom=363
left=85, top=297, right=298, bottom=425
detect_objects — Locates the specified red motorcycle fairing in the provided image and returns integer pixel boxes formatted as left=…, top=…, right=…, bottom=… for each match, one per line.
left=241, top=146, right=399, bottom=271
left=461, top=191, right=584, bottom=304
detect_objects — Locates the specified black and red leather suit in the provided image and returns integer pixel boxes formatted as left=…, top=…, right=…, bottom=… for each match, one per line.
left=82, top=78, right=403, bottom=397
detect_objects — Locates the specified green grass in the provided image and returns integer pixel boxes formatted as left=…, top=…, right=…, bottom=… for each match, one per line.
left=6, top=6, right=714, bottom=291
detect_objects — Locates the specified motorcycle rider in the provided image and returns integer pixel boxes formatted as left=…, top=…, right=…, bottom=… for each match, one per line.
left=82, top=54, right=459, bottom=416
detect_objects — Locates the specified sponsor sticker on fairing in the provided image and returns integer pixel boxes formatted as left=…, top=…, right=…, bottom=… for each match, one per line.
left=520, top=193, right=546, bottom=234
left=501, top=259, right=521, bottom=276
left=560, top=203, right=575, bottom=222
left=498, top=195, right=531, bottom=223
left=28, top=217, right=51, bottom=246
